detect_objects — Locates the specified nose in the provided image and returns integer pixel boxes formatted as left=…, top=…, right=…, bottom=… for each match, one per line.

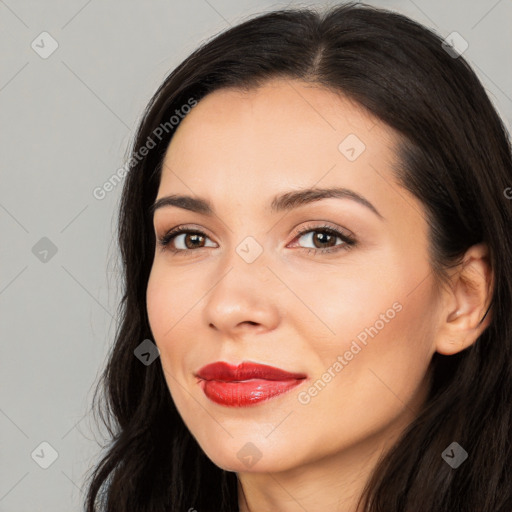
left=202, top=257, right=281, bottom=337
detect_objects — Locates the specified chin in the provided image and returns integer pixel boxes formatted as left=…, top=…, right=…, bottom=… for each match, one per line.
left=198, top=440, right=295, bottom=474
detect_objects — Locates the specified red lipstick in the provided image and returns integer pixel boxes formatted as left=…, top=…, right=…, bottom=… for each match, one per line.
left=195, top=361, right=307, bottom=407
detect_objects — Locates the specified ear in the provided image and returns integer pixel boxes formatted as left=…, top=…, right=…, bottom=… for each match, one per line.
left=435, top=243, right=494, bottom=356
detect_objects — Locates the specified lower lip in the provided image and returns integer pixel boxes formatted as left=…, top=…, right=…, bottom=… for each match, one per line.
left=199, top=379, right=304, bottom=407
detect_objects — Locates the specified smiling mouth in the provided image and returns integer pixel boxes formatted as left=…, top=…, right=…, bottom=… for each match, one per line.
left=195, top=361, right=307, bottom=407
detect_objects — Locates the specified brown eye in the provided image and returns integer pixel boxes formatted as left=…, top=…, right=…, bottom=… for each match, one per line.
left=158, top=228, right=216, bottom=253
left=180, top=232, right=207, bottom=249
left=291, top=225, right=356, bottom=255
left=300, top=230, right=339, bottom=249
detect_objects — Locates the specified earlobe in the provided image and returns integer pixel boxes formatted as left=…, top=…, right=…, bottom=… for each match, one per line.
left=435, top=243, right=493, bottom=356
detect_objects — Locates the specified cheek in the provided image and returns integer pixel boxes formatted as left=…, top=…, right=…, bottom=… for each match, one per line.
left=146, top=268, right=193, bottom=409
left=292, top=291, right=435, bottom=462
left=146, top=270, right=167, bottom=340
left=287, top=255, right=403, bottom=357
left=146, top=264, right=195, bottom=342
left=146, top=264, right=206, bottom=388
left=146, top=267, right=189, bottom=385
left=314, top=278, right=435, bottom=416
left=299, top=256, right=436, bottom=410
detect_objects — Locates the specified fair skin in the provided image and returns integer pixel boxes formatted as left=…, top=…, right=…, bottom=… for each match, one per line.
left=146, top=79, right=492, bottom=512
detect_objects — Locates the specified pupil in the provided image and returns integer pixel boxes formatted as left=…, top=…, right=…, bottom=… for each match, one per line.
left=315, top=232, right=334, bottom=248
left=187, top=234, right=203, bottom=249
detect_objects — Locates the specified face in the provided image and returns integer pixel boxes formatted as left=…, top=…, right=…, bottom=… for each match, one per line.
left=146, top=79, right=441, bottom=474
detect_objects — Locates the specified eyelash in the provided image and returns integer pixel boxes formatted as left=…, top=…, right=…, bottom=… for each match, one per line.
left=156, top=223, right=356, bottom=257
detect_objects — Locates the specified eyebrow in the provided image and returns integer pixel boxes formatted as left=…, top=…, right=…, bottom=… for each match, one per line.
left=150, top=186, right=384, bottom=219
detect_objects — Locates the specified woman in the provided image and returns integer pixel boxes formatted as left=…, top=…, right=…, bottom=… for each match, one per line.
left=84, top=2, right=512, bottom=511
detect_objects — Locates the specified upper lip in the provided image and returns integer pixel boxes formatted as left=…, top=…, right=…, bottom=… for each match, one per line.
left=195, top=361, right=307, bottom=381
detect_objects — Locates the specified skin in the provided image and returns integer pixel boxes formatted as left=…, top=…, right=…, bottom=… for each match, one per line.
left=146, top=78, right=492, bottom=512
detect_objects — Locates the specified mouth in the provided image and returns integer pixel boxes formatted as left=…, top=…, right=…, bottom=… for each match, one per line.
left=195, top=361, right=307, bottom=407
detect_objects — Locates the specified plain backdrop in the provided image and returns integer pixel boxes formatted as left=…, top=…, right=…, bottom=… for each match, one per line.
left=1, top=0, right=511, bottom=510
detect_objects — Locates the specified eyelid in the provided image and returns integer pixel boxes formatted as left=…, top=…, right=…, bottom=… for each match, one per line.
left=289, top=221, right=355, bottom=243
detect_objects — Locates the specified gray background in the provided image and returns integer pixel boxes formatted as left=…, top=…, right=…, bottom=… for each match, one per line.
left=1, top=0, right=511, bottom=510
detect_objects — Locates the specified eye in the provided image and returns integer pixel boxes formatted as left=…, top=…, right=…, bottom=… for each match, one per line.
left=289, top=223, right=356, bottom=255
left=157, top=225, right=216, bottom=254
left=156, top=222, right=357, bottom=256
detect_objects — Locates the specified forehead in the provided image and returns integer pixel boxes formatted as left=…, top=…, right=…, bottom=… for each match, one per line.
left=166, top=79, right=392, bottom=152
left=176, top=79, right=379, bottom=132
left=158, top=79, right=400, bottom=208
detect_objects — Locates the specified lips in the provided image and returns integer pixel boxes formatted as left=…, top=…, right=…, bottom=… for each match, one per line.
left=196, top=361, right=306, bottom=381
left=195, top=361, right=307, bottom=407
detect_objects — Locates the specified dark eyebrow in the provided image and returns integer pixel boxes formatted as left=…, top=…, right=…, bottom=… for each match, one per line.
left=150, top=186, right=384, bottom=219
